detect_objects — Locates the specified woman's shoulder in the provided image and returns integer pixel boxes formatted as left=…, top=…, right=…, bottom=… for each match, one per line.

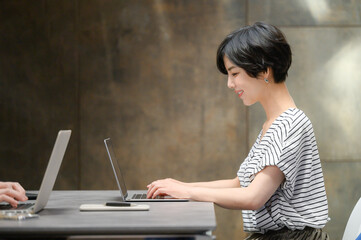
left=281, top=108, right=311, bottom=127
left=283, top=107, right=307, bottom=119
left=271, top=108, right=312, bottom=139
left=281, top=108, right=316, bottom=143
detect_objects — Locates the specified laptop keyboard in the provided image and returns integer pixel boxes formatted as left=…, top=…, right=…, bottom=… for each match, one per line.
left=0, top=203, right=34, bottom=211
left=131, top=193, right=164, bottom=200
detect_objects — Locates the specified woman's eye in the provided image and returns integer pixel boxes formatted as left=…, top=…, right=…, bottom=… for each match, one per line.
left=232, top=73, right=239, bottom=77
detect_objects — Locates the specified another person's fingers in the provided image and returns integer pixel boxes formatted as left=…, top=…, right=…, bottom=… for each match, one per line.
left=0, top=192, right=19, bottom=207
left=12, top=182, right=25, bottom=193
left=1, top=188, right=26, bottom=202
left=11, top=182, right=27, bottom=201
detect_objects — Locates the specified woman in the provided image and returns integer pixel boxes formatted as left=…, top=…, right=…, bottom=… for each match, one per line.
left=147, top=22, right=329, bottom=239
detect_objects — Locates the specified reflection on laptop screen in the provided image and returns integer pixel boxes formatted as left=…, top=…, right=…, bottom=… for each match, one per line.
left=104, top=138, right=128, bottom=200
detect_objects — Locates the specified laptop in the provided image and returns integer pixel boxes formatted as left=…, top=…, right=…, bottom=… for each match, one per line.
left=0, top=130, right=71, bottom=214
left=104, top=138, right=188, bottom=202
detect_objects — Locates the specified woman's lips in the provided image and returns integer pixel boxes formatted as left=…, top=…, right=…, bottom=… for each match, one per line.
left=235, top=90, right=244, bottom=98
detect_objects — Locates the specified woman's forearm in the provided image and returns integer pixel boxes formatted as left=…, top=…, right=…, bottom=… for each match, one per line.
left=186, top=177, right=240, bottom=188
left=188, top=186, right=256, bottom=210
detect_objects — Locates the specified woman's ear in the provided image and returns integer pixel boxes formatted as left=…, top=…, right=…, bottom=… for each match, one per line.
left=264, top=67, right=271, bottom=79
left=262, top=67, right=273, bottom=83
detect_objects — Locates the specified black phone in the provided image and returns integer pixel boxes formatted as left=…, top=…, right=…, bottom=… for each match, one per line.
left=105, top=202, right=131, bottom=207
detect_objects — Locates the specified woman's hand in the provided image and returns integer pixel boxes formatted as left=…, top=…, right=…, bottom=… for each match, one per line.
left=147, top=178, right=191, bottom=199
left=0, top=181, right=28, bottom=207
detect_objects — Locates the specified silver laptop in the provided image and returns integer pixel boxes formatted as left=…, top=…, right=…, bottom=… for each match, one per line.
left=104, top=138, right=188, bottom=202
left=0, top=130, right=71, bottom=214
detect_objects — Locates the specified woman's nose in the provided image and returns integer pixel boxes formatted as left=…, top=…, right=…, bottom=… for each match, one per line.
left=227, top=76, right=235, bottom=89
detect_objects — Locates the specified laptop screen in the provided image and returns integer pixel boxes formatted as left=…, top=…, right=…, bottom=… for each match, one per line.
left=104, top=138, right=128, bottom=200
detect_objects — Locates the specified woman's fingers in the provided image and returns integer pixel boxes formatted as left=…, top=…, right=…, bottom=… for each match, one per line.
left=147, top=180, right=168, bottom=198
left=147, top=182, right=159, bottom=199
left=153, top=188, right=165, bottom=199
left=147, top=179, right=191, bottom=199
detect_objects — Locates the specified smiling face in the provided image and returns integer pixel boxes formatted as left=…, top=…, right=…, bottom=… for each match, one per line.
left=224, top=56, right=267, bottom=106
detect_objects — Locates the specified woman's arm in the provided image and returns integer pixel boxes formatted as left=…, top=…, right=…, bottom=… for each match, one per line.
left=161, top=177, right=240, bottom=188
left=147, top=166, right=284, bottom=210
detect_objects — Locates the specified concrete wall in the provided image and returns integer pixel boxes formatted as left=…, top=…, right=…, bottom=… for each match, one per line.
left=1, top=0, right=360, bottom=239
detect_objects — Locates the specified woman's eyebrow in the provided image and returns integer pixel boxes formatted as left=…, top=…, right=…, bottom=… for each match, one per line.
left=227, top=66, right=236, bottom=71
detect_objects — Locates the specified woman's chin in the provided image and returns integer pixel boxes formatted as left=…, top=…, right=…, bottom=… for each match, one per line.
left=242, top=100, right=255, bottom=107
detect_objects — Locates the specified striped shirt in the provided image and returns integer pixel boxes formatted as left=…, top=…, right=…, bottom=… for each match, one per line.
left=237, top=108, right=329, bottom=233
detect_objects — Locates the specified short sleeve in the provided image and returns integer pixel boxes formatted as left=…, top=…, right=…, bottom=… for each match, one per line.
left=277, top=115, right=314, bottom=199
left=245, top=124, right=286, bottom=183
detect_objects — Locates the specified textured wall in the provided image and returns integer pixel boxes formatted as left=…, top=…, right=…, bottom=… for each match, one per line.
left=1, top=0, right=360, bottom=239
left=0, top=1, right=79, bottom=190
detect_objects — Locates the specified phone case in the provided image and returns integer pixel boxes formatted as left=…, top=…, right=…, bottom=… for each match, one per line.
left=79, top=203, right=149, bottom=211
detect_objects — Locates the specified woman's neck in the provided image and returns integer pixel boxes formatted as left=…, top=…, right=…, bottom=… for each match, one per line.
left=260, top=82, right=296, bottom=123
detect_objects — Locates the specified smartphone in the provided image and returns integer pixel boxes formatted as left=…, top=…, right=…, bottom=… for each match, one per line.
left=105, top=202, right=131, bottom=207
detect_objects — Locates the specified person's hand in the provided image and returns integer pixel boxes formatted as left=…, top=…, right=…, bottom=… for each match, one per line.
left=147, top=178, right=191, bottom=199
left=0, top=182, right=28, bottom=207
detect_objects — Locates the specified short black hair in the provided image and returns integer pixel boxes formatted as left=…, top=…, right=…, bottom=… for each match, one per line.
left=216, top=22, right=292, bottom=83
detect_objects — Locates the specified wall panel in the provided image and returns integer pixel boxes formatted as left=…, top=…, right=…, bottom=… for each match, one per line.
left=323, top=162, right=361, bottom=239
left=249, top=0, right=361, bottom=26
left=0, top=0, right=78, bottom=190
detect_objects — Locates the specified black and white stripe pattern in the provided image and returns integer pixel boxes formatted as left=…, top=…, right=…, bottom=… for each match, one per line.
left=237, top=108, right=329, bottom=233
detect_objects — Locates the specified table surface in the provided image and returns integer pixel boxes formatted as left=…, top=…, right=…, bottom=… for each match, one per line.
left=0, top=190, right=216, bottom=237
